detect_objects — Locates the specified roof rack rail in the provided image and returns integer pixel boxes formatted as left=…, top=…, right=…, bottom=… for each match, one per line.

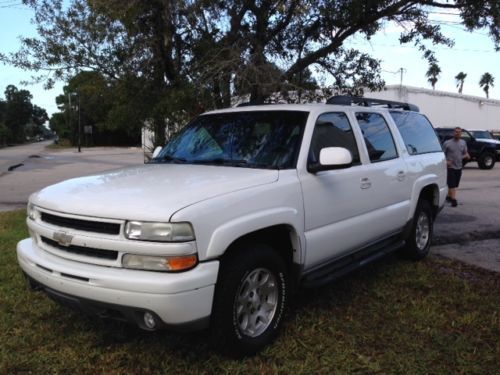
left=236, top=101, right=275, bottom=107
left=326, top=95, right=419, bottom=112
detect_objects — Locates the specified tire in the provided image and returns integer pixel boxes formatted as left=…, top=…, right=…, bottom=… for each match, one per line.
left=478, top=152, right=495, bottom=169
left=404, top=200, right=433, bottom=260
left=210, top=243, right=289, bottom=357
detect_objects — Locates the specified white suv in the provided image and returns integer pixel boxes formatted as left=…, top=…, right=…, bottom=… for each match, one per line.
left=17, top=96, right=447, bottom=356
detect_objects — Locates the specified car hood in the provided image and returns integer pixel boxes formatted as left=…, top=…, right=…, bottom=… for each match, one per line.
left=476, top=138, right=500, bottom=145
left=31, top=164, right=279, bottom=221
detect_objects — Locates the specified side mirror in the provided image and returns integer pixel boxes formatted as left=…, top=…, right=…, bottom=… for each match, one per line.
left=308, top=147, right=353, bottom=173
left=152, top=146, right=162, bottom=159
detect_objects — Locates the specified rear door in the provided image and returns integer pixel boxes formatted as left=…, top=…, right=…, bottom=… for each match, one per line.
left=353, top=110, right=412, bottom=234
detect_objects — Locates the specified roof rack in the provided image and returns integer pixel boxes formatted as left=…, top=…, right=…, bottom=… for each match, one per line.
left=326, top=95, right=419, bottom=112
left=236, top=101, right=275, bottom=107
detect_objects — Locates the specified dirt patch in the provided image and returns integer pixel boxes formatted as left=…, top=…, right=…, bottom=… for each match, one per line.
left=429, top=255, right=500, bottom=287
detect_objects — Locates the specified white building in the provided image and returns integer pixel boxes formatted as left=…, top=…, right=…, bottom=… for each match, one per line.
left=366, top=85, right=500, bottom=130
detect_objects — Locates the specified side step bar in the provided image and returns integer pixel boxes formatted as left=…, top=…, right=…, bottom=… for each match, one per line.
left=301, top=237, right=405, bottom=288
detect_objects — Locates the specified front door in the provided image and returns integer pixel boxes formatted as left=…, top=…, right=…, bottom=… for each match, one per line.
left=300, top=111, right=410, bottom=269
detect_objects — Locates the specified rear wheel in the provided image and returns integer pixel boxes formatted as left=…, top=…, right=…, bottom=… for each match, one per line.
left=478, top=152, right=495, bottom=169
left=210, top=243, right=289, bottom=357
left=404, top=200, right=433, bottom=260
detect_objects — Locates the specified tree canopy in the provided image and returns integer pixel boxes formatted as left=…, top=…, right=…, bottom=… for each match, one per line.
left=479, top=72, right=495, bottom=98
left=2, top=0, right=499, bottom=146
left=455, top=72, right=467, bottom=94
left=426, top=63, right=441, bottom=90
left=0, top=85, right=49, bottom=145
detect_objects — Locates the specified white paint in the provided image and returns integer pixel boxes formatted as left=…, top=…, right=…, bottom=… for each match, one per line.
left=319, top=147, right=353, bottom=166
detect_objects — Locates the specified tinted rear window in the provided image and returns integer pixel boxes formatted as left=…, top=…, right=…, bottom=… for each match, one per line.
left=356, top=112, right=398, bottom=162
left=390, top=112, right=442, bottom=155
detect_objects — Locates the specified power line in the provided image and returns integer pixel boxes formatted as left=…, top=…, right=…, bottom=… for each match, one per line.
left=426, top=11, right=461, bottom=16
left=351, top=40, right=498, bottom=54
left=0, top=3, right=24, bottom=9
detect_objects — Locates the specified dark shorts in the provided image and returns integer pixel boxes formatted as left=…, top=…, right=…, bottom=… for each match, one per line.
left=447, top=168, right=462, bottom=188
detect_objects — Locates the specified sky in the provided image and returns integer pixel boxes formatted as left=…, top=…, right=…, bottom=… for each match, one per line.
left=0, top=2, right=499, bottom=120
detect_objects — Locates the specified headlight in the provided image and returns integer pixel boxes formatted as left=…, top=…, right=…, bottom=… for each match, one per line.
left=124, top=221, right=195, bottom=242
left=27, top=203, right=36, bottom=221
left=122, top=253, right=198, bottom=272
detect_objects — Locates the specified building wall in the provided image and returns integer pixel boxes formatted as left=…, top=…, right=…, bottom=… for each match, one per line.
left=366, top=85, right=500, bottom=130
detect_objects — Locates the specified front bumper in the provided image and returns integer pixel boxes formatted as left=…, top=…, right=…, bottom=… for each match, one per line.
left=17, top=238, right=219, bottom=330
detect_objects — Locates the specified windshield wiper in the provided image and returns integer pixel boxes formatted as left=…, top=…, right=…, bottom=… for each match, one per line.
left=191, top=158, right=248, bottom=167
left=153, top=154, right=187, bottom=164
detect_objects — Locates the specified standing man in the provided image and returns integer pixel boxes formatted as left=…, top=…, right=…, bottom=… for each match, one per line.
left=443, top=127, right=470, bottom=207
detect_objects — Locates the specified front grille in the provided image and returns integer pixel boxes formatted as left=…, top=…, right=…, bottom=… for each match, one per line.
left=40, top=212, right=121, bottom=235
left=41, top=236, right=118, bottom=260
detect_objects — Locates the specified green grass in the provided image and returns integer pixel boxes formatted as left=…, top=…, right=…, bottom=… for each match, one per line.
left=45, top=143, right=71, bottom=150
left=1, top=209, right=499, bottom=374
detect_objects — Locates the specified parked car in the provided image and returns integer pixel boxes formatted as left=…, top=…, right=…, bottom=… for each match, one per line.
left=435, top=127, right=497, bottom=169
left=470, top=130, right=500, bottom=161
left=490, top=130, right=500, bottom=141
left=469, top=130, right=500, bottom=161
left=17, top=96, right=447, bottom=357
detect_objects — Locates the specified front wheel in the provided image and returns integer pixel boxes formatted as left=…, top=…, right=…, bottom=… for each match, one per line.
left=478, top=152, right=495, bottom=169
left=210, top=243, right=289, bottom=357
left=404, top=200, right=433, bottom=260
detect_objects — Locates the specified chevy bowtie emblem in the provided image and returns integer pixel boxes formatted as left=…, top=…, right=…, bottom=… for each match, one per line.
left=53, top=231, right=73, bottom=247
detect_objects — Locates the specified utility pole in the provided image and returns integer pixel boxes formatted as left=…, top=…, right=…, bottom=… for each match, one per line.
left=67, top=91, right=81, bottom=152
left=77, top=89, right=81, bottom=153
left=400, top=67, right=404, bottom=87
left=67, top=92, right=72, bottom=142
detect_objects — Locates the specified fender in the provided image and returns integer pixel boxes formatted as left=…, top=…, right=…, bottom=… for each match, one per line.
left=205, top=207, right=303, bottom=262
left=408, top=174, right=441, bottom=220
left=169, top=169, right=306, bottom=263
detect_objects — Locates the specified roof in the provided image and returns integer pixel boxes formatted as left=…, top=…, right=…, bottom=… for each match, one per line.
left=204, top=98, right=419, bottom=115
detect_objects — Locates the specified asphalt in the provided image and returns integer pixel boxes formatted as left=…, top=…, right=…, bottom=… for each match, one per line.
left=1, top=143, right=499, bottom=273
left=0, top=143, right=144, bottom=211
left=432, top=164, right=500, bottom=273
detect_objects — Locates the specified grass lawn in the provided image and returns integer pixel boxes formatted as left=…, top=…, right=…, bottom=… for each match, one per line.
left=1, top=209, right=499, bottom=374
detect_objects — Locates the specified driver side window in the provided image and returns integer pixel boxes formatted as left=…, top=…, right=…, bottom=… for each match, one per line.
left=309, top=112, right=360, bottom=165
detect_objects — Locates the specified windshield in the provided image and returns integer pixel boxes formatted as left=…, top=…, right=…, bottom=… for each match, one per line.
left=155, top=110, right=308, bottom=169
left=471, top=130, right=493, bottom=139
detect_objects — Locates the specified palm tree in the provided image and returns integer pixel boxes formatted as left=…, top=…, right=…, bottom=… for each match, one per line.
left=426, top=63, right=441, bottom=90
left=479, top=73, right=495, bottom=98
left=455, top=72, right=467, bottom=94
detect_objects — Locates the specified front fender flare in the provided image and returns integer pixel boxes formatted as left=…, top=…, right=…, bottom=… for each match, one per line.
left=205, top=207, right=303, bottom=263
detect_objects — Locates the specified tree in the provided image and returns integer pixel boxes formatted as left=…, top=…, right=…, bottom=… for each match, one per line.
left=2, top=0, right=499, bottom=146
left=426, top=63, right=441, bottom=90
left=455, top=72, right=467, bottom=94
left=479, top=72, right=495, bottom=98
left=0, top=99, right=8, bottom=145
left=3, top=85, right=33, bottom=143
left=32, top=105, right=48, bottom=135
left=1, top=85, right=50, bottom=143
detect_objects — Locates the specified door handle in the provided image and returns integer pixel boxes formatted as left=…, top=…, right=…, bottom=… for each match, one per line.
left=397, top=171, right=406, bottom=181
left=360, top=177, right=371, bottom=189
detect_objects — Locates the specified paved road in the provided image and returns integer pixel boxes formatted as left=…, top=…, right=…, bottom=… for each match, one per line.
left=1, top=143, right=499, bottom=272
left=433, top=163, right=500, bottom=273
left=0, top=143, right=143, bottom=211
left=0, top=141, right=52, bottom=175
